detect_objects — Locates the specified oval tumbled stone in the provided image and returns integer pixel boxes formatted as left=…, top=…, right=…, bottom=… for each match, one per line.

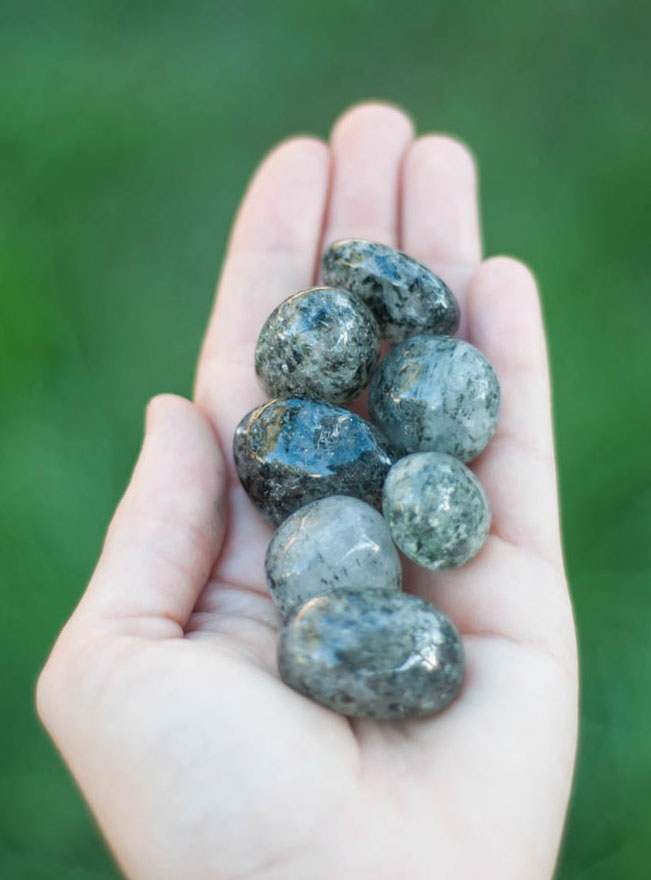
left=369, top=334, right=500, bottom=461
left=255, top=287, right=380, bottom=404
left=383, top=452, right=491, bottom=570
left=233, top=398, right=394, bottom=525
left=265, top=496, right=401, bottom=617
left=278, top=589, right=465, bottom=719
left=322, top=239, right=459, bottom=341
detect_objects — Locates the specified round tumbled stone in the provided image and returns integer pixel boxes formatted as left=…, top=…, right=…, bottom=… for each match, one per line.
left=265, top=496, right=401, bottom=617
left=322, top=239, right=459, bottom=341
left=369, top=334, right=500, bottom=461
left=278, top=589, right=465, bottom=719
left=233, top=398, right=394, bottom=525
left=255, top=286, right=380, bottom=404
left=383, top=452, right=491, bottom=570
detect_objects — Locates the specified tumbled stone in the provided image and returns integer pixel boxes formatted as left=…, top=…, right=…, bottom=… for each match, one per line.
left=322, top=239, right=459, bottom=341
left=369, top=334, right=500, bottom=461
left=233, top=398, right=394, bottom=525
left=278, top=589, right=464, bottom=719
left=383, top=452, right=491, bottom=570
left=265, top=496, right=401, bottom=617
left=255, top=287, right=380, bottom=404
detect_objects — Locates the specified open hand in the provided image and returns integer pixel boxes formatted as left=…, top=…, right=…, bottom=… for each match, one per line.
left=38, top=103, right=578, bottom=880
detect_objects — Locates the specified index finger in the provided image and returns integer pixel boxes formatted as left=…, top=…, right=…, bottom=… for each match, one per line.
left=195, top=137, right=331, bottom=459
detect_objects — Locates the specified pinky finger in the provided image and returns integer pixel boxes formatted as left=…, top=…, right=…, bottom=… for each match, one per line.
left=468, top=256, right=563, bottom=571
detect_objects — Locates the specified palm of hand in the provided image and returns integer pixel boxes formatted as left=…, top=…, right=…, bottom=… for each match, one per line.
left=38, top=105, right=577, bottom=880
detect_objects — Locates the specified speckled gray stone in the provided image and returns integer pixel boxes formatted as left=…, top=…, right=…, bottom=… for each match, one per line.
left=383, top=452, right=491, bottom=570
left=255, top=287, right=380, bottom=404
left=322, top=239, right=459, bottom=342
left=277, top=589, right=464, bottom=719
left=369, top=334, right=500, bottom=461
left=233, top=398, right=394, bottom=525
left=265, top=496, right=402, bottom=617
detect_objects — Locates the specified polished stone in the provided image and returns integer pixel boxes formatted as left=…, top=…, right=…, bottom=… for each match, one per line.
left=233, top=398, right=394, bottom=525
left=277, top=589, right=465, bottom=719
left=383, top=452, right=491, bottom=570
left=265, top=496, right=401, bottom=617
left=255, top=286, right=380, bottom=404
left=322, top=239, right=459, bottom=341
left=369, top=334, right=500, bottom=461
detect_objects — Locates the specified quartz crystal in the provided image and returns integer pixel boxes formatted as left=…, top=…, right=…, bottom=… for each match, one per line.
left=322, top=239, right=459, bottom=341
left=383, top=452, right=491, bottom=569
left=369, top=334, right=500, bottom=461
left=278, top=588, right=465, bottom=719
left=255, top=286, right=380, bottom=404
left=233, top=398, right=394, bottom=525
left=265, top=495, right=401, bottom=617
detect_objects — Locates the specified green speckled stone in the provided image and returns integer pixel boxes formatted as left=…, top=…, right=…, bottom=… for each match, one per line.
left=322, top=239, right=459, bottom=341
left=255, top=287, right=380, bottom=404
left=265, top=496, right=401, bottom=617
left=277, top=589, right=464, bottom=719
left=369, top=334, right=500, bottom=461
left=233, top=398, right=394, bottom=525
left=383, top=452, right=491, bottom=570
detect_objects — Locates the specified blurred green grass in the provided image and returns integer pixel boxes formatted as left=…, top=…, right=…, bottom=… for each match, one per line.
left=1, top=0, right=649, bottom=877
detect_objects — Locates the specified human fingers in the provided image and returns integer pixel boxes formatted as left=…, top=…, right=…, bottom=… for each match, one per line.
left=401, top=134, right=481, bottom=335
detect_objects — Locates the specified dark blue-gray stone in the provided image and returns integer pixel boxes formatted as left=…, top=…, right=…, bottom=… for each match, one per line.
left=265, top=496, right=401, bottom=617
left=255, top=287, right=380, bottom=404
left=277, top=589, right=465, bottom=719
left=321, top=239, right=459, bottom=341
left=383, top=452, right=491, bottom=570
left=233, top=398, right=394, bottom=525
left=369, top=334, right=500, bottom=461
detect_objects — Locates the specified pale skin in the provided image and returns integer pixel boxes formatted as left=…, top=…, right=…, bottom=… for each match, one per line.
left=37, top=103, right=578, bottom=880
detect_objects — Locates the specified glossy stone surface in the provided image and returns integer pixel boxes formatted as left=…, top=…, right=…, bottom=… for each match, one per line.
left=369, top=334, right=500, bottom=461
left=278, top=589, right=464, bottom=719
left=322, top=239, right=459, bottom=341
left=233, top=398, right=394, bottom=525
left=255, top=286, right=380, bottom=404
left=265, top=496, right=401, bottom=617
left=383, top=452, right=491, bottom=570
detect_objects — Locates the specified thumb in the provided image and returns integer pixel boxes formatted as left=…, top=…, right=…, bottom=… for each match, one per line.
left=75, top=394, right=227, bottom=636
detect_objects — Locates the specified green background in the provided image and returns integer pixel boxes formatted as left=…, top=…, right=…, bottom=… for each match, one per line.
left=1, top=0, right=650, bottom=877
